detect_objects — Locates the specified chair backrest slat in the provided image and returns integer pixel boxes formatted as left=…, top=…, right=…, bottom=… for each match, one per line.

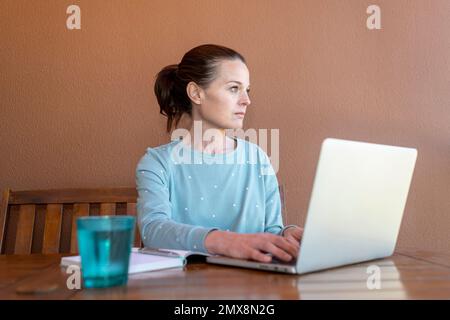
left=100, top=203, right=116, bottom=216
left=42, top=204, right=62, bottom=254
left=70, top=203, right=89, bottom=254
left=14, top=205, right=36, bottom=254
left=126, top=202, right=142, bottom=247
left=0, top=189, right=10, bottom=252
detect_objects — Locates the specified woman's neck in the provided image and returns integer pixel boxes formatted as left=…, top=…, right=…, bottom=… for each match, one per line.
left=184, top=121, right=235, bottom=154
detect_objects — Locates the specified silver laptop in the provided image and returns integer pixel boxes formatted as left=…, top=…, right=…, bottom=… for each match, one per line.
left=206, top=138, right=418, bottom=274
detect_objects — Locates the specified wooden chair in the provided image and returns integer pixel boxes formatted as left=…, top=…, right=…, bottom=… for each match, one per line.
left=0, top=185, right=289, bottom=255
left=0, top=188, right=141, bottom=255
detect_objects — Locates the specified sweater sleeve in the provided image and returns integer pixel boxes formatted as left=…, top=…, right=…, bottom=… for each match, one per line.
left=259, top=149, right=285, bottom=235
left=136, top=148, right=218, bottom=253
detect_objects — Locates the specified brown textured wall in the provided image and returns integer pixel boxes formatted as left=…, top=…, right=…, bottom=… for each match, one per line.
left=1, top=0, right=449, bottom=253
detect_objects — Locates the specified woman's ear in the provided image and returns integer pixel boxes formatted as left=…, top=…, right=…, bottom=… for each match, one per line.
left=186, top=82, right=203, bottom=105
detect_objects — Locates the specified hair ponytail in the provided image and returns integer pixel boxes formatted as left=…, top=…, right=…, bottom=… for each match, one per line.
left=154, top=64, right=192, bottom=133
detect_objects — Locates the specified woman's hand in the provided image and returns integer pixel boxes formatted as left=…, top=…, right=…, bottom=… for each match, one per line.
left=282, top=226, right=304, bottom=246
left=204, top=230, right=299, bottom=263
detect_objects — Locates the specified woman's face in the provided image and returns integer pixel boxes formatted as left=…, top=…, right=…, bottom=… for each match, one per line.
left=195, top=59, right=251, bottom=130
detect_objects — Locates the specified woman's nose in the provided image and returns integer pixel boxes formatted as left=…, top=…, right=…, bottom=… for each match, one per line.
left=240, top=92, right=251, bottom=106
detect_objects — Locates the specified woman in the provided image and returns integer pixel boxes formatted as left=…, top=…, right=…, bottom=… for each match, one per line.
left=136, top=44, right=303, bottom=263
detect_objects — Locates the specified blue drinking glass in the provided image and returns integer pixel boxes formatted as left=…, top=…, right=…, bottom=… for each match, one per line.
left=77, top=215, right=135, bottom=288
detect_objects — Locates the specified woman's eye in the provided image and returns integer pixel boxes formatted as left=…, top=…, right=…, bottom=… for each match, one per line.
left=230, top=86, right=239, bottom=92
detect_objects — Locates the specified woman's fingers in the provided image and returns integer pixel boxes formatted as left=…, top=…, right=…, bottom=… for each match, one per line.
left=291, top=227, right=304, bottom=241
left=285, top=235, right=300, bottom=252
left=261, top=242, right=293, bottom=262
left=271, top=235, right=299, bottom=258
left=249, top=249, right=272, bottom=263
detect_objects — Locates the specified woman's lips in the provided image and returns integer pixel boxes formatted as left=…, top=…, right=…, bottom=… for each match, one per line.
left=235, top=112, right=245, bottom=118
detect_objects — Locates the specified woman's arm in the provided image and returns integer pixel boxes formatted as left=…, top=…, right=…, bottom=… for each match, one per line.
left=136, top=149, right=217, bottom=253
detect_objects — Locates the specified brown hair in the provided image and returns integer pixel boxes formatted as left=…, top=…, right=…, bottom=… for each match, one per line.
left=154, top=44, right=246, bottom=132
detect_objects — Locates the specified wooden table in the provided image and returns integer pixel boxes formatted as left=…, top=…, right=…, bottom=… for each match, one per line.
left=1, top=249, right=450, bottom=299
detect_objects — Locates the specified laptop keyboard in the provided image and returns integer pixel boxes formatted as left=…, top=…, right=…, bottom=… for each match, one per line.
left=270, top=257, right=297, bottom=266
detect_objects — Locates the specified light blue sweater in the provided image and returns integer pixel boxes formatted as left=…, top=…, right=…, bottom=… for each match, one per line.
left=136, top=137, right=289, bottom=253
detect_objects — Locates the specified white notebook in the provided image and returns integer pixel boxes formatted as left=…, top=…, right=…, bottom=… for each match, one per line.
left=60, top=248, right=210, bottom=274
